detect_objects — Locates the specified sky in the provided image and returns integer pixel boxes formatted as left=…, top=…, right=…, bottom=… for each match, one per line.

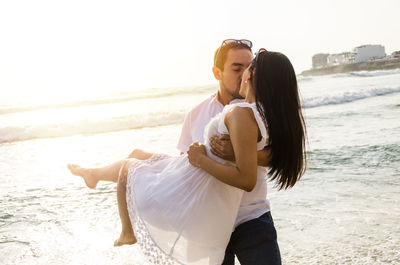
left=1, top=0, right=400, bottom=104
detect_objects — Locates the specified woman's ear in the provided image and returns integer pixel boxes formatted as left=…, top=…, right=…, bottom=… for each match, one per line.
left=212, top=66, right=222, bottom=81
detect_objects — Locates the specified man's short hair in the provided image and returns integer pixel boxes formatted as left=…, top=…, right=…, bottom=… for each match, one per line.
left=214, top=42, right=252, bottom=71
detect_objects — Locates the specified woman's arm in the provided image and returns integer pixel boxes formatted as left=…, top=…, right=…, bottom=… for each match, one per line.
left=209, top=136, right=271, bottom=166
left=209, top=135, right=271, bottom=166
left=188, top=107, right=259, bottom=192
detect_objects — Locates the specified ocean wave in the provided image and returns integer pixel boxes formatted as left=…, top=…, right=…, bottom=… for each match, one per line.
left=0, top=85, right=216, bottom=115
left=2, top=85, right=399, bottom=144
left=303, top=86, right=400, bottom=108
left=297, top=76, right=314, bottom=82
left=349, top=68, right=400, bottom=77
left=0, top=110, right=186, bottom=144
left=327, top=68, right=400, bottom=79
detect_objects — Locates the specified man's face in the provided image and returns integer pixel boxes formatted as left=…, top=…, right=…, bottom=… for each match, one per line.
left=220, top=48, right=253, bottom=100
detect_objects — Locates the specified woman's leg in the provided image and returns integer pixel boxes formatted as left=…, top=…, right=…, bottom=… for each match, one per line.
left=114, top=159, right=137, bottom=246
left=68, top=160, right=124, bottom=188
left=67, top=149, right=153, bottom=188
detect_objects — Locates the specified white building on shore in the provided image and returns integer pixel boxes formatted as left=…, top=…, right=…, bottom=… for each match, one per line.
left=312, top=44, right=387, bottom=68
left=312, top=53, right=329, bottom=68
left=391, top=51, right=400, bottom=59
left=352, top=45, right=386, bottom=63
left=327, top=52, right=354, bottom=66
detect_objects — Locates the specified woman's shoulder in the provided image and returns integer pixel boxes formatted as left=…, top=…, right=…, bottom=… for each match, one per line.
left=225, top=102, right=268, bottom=141
left=224, top=104, right=257, bottom=124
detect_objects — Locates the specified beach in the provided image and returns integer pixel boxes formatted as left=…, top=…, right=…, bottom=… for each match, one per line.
left=1, top=70, right=400, bottom=264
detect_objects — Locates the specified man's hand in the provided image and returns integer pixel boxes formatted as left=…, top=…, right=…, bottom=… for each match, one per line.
left=187, top=142, right=206, bottom=168
left=209, top=134, right=235, bottom=161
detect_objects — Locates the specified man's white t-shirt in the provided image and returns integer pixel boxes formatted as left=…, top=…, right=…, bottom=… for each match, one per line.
left=176, top=93, right=270, bottom=227
left=177, top=94, right=225, bottom=152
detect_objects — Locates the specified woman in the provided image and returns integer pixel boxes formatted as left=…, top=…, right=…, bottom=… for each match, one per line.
left=68, top=50, right=306, bottom=265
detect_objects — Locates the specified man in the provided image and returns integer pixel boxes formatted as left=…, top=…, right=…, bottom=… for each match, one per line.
left=175, top=39, right=281, bottom=265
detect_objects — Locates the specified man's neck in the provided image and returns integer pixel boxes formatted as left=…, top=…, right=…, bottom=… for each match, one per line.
left=217, top=90, right=234, bottom=106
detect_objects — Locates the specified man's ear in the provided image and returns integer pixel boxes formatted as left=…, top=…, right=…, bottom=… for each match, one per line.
left=212, top=66, right=222, bottom=81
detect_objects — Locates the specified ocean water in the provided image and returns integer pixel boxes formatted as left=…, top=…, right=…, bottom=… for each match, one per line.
left=1, top=70, right=399, bottom=264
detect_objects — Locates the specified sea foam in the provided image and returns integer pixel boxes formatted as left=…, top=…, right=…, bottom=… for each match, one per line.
left=1, top=71, right=400, bottom=144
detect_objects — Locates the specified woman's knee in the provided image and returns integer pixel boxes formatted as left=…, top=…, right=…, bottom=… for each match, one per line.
left=128, top=149, right=152, bottom=160
left=128, top=149, right=143, bottom=159
left=118, top=159, right=131, bottom=185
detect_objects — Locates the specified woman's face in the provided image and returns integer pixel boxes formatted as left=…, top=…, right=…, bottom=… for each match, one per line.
left=239, top=65, right=252, bottom=98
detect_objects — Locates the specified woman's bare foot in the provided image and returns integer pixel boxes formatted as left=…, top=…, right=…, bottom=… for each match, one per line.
left=67, top=164, right=98, bottom=189
left=114, top=230, right=137, bottom=247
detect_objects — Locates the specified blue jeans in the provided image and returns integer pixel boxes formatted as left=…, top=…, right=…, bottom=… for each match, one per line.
left=221, top=211, right=282, bottom=265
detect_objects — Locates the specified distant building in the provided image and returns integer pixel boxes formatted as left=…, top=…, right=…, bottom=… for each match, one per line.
left=327, top=52, right=354, bottom=66
left=342, top=52, right=355, bottom=63
left=311, top=44, right=388, bottom=69
left=352, top=45, right=386, bottom=63
left=392, top=51, right=400, bottom=59
left=312, top=53, right=329, bottom=68
left=304, top=44, right=400, bottom=75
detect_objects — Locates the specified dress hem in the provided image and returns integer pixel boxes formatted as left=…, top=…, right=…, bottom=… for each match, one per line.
left=126, top=153, right=183, bottom=265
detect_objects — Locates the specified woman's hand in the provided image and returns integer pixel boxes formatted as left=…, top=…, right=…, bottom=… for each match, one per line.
left=187, top=142, right=206, bottom=168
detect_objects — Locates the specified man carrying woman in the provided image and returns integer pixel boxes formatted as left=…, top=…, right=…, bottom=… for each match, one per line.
left=68, top=39, right=306, bottom=265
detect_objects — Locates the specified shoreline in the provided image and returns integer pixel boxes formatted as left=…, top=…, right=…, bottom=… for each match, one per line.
left=300, top=58, right=400, bottom=77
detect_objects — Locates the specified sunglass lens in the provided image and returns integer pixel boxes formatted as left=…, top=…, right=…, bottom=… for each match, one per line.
left=241, top=40, right=253, bottom=48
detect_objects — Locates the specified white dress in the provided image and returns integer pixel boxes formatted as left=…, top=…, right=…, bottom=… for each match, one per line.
left=126, top=102, right=268, bottom=265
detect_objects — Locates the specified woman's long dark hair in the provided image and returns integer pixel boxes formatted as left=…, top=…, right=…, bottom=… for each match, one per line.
left=250, top=51, right=306, bottom=190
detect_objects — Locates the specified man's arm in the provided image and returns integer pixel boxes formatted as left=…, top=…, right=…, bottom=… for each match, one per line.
left=209, top=135, right=271, bottom=167
left=255, top=147, right=271, bottom=167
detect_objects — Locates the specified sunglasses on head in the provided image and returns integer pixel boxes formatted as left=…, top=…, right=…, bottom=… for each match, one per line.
left=221, top=39, right=253, bottom=48
left=214, top=39, right=253, bottom=66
